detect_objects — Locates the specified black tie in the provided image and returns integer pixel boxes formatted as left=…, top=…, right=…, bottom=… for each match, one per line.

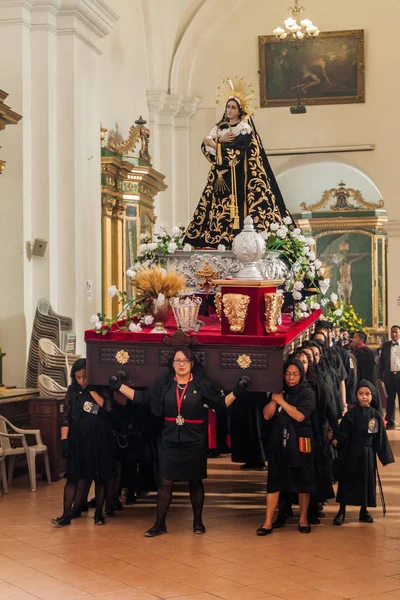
left=393, top=342, right=399, bottom=346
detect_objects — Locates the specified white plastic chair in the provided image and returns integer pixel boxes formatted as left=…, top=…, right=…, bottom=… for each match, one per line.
left=0, top=447, right=7, bottom=494
left=38, top=374, right=67, bottom=399
left=0, top=415, right=51, bottom=492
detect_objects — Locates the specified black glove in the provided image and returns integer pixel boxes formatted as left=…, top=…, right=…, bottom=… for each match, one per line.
left=60, top=439, right=69, bottom=459
left=233, top=376, right=251, bottom=398
left=109, top=375, right=123, bottom=391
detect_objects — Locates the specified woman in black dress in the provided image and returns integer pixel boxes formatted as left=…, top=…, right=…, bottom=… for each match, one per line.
left=51, top=359, right=116, bottom=527
left=257, top=359, right=316, bottom=536
left=110, top=346, right=249, bottom=537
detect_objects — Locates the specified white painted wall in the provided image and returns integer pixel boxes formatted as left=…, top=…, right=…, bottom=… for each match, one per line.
left=1, top=0, right=400, bottom=387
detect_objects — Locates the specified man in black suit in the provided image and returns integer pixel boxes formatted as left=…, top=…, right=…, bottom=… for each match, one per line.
left=378, top=325, right=400, bottom=430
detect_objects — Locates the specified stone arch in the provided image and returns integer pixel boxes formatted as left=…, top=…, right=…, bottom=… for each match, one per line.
left=169, top=0, right=243, bottom=95
left=275, top=157, right=383, bottom=214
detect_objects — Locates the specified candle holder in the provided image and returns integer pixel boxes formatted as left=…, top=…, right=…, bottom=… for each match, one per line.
left=170, top=292, right=202, bottom=332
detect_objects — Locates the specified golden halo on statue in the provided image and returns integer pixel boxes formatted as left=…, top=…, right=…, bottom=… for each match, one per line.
left=216, top=75, right=257, bottom=117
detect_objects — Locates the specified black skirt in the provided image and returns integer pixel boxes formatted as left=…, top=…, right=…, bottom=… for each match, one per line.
left=65, top=415, right=116, bottom=482
left=159, top=438, right=207, bottom=481
left=267, top=449, right=316, bottom=495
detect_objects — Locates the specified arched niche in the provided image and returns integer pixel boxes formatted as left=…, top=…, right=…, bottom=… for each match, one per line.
left=275, top=158, right=383, bottom=214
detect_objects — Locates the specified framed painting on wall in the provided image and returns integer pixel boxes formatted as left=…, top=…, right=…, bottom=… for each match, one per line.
left=316, top=232, right=373, bottom=327
left=258, top=29, right=365, bottom=107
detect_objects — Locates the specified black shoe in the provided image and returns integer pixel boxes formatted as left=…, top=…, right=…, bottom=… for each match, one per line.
left=240, top=463, right=267, bottom=471
left=386, top=423, right=395, bottom=430
left=94, top=515, right=105, bottom=525
left=272, top=514, right=286, bottom=529
left=144, top=525, right=167, bottom=538
left=298, top=524, right=311, bottom=534
left=256, top=526, right=273, bottom=536
left=125, top=496, right=137, bottom=505
left=114, top=499, right=124, bottom=511
left=359, top=509, right=374, bottom=523
left=308, top=515, right=320, bottom=525
left=193, top=522, right=206, bottom=534
left=136, top=490, right=150, bottom=498
left=51, top=516, right=71, bottom=527
left=104, top=509, right=115, bottom=518
left=333, top=511, right=345, bottom=526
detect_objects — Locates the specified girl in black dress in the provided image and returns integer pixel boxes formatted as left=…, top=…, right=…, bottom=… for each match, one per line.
left=51, top=359, right=116, bottom=527
left=332, top=379, right=394, bottom=525
left=109, top=346, right=249, bottom=537
left=257, top=359, right=316, bottom=536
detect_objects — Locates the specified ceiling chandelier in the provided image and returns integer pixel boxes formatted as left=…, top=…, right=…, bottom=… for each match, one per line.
left=273, top=0, right=320, bottom=42
left=272, top=0, right=320, bottom=114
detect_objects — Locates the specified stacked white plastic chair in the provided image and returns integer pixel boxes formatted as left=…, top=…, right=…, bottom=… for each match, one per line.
left=26, top=298, right=77, bottom=388
left=0, top=415, right=51, bottom=492
left=0, top=447, right=7, bottom=495
left=38, top=374, right=68, bottom=399
left=38, top=338, right=79, bottom=388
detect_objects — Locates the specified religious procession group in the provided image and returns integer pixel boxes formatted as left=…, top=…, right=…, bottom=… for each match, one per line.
left=52, top=76, right=394, bottom=536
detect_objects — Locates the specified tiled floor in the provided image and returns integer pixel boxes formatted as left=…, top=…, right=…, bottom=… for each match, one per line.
left=0, top=431, right=400, bottom=600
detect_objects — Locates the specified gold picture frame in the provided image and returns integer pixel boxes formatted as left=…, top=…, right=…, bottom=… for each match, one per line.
left=258, top=29, right=365, bottom=108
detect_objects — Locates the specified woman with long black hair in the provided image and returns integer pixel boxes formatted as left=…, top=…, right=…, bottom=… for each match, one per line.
left=110, top=346, right=249, bottom=537
left=51, top=359, right=116, bottom=527
left=312, top=333, right=345, bottom=419
left=257, top=359, right=316, bottom=536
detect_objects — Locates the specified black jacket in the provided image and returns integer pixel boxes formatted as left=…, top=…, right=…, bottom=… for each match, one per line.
left=378, top=341, right=397, bottom=384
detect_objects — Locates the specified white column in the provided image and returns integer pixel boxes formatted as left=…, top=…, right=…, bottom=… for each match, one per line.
left=174, top=96, right=201, bottom=225
left=385, top=220, right=400, bottom=327
left=0, top=0, right=33, bottom=386
left=147, top=91, right=199, bottom=227
left=0, top=0, right=119, bottom=384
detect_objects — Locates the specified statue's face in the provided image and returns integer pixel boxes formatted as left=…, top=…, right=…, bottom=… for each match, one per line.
left=226, top=100, right=240, bottom=121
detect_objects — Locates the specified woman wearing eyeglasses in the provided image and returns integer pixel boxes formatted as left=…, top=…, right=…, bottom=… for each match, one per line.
left=109, top=346, right=250, bottom=537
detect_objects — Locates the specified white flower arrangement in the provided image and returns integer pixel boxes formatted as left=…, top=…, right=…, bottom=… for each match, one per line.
left=217, top=244, right=227, bottom=252
left=330, top=292, right=338, bottom=303
left=167, top=241, right=178, bottom=254
left=90, top=314, right=100, bottom=324
left=129, top=322, right=142, bottom=333
left=264, top=220, right=330, bottom=310
left=126, top=268, right=136, bottom=279
left=108, top=285, right=118, bottom=297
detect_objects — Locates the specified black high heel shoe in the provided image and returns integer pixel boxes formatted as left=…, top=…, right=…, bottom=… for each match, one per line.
left=256, top=526, right=273, bottom=536
left=298, top=523, right=311, bottom=534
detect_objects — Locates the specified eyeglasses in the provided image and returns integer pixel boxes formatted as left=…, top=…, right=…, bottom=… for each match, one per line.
left=173, top=359, right=190, bottom=365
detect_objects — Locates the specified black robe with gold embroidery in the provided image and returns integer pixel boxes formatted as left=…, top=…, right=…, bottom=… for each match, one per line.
left=184, top=119, right=291, bottom=248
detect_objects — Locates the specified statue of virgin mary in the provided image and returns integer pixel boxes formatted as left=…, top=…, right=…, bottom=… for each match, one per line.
left=184, top=76, right=292, bottom=249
